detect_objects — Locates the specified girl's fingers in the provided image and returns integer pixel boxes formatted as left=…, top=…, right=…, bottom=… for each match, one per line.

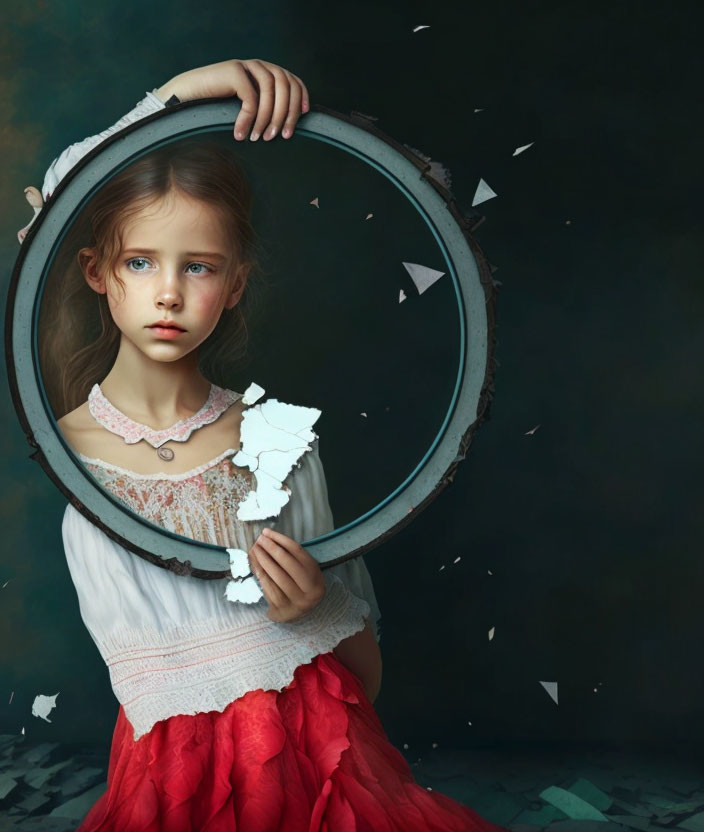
left=239, top=59, right=276, bottom=141
left=251, top=547, right=286, bottom=606
left=254, top=538, right=306, bottom=598
left=260, top=528, right=308, bottom=566
left=230, top=63, right=260, bottom=140
left=236, top=61, right=309, bottom=142
left=280, top=71, right=303, bottom=139
left=262, top=66, right=291, bottom=140
left=290, top=72, right=310, bottom=112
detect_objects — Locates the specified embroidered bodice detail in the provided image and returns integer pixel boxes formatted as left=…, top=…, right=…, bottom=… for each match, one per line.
left=79, top=451, right=256, bottom=548
left=87, top=382, right=241, bottom=448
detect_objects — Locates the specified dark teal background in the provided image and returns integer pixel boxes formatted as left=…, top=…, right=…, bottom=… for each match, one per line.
left=1, top=0, right=702, bottom=753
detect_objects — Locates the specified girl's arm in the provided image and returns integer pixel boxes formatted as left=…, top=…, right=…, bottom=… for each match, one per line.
left=333, top=619, right=383, bottom=703
left=153, top=58, right=310, bottom=142
left=18, top=58, right=308, bottom=243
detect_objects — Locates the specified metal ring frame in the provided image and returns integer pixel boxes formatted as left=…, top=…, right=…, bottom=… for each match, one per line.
left=5, top=97, right=498, bottom=579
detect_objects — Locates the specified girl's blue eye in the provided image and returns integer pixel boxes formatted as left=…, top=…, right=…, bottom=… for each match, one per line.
left=125, top=258, right=213, bottom=275
left=126, top=257, right=150, bottom=271
left=185, top=263, right=212, bottom=275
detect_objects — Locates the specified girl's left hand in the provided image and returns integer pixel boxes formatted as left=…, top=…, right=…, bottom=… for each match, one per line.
left=157, top=58, right=310, bottom=143
left=249, top=528, right=327, bottom=623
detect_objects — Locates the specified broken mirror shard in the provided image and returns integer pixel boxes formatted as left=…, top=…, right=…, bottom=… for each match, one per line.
left=402, top=262, right=446, bottom=295
left=221, top=388, right=323, bottom=604
left=540, top=680, right=559, bottom=704
left=241, top=381, right=265, bottom=405
left=223, top=566, right=264, bottom=604
left=513, top=142, right=534, bottom=156
left=31, top=693, right=59, bottom=723
left=234, top=397, right=322, bottom=522
left=223, top=547, right=264, bottom=605
left=472, top=178, right=498, bottom=207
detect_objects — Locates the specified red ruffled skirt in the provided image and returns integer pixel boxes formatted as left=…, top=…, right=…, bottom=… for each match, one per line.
left=77, top=651, right=507, bottom=832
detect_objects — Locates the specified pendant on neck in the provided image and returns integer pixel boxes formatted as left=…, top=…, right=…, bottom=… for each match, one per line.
left=157, top=446, right=175, bottom=462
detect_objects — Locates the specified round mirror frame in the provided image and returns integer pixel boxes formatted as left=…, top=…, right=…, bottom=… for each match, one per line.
left=5, top=97, right=498, bottom=579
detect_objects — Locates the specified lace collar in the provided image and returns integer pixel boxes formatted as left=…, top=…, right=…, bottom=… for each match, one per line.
left=87, top=382, right=241, bottom=448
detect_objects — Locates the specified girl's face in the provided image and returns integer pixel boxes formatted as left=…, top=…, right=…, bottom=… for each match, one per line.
left=81, top=189, right=245, bottom=363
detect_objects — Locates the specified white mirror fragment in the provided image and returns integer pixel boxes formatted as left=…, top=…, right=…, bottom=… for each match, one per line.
left=234, top=398, right=321, bottom=522
left=31, top=693, right=59, bottom=723
left=540, top=681, right=559, bottom=705
left=472, top=178, right=497, bottom=206
left=402, top=262, right=446, bottom=295
left=223, top=547, right=263, bottom=605
left=241, top=381, right=265, bottom=405
left=222, top=391, right=323, bottom=604
left=513, top=142, right=534, bottom=156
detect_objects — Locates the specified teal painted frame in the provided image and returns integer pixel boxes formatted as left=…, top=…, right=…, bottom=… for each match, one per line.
left=5, top=97, right=497, bottom=579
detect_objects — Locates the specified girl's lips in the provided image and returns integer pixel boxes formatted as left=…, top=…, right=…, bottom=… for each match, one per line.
left=149, top=326, right=186, bottom=339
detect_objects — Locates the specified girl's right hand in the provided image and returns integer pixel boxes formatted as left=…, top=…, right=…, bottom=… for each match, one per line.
left=155, top=59, right=311, bottom=143
left=247, top=527, right=327, bottom=623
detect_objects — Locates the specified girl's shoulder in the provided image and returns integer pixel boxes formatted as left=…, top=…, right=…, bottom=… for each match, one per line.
left=56, top=401, right=102, bottom=458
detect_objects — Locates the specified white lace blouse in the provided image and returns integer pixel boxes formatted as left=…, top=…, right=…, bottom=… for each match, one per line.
left=63, top=433, right=381, bottom=741
left=43, top=90, right=382, bottom=740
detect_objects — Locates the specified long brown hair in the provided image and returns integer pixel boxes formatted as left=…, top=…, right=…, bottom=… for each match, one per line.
left=38, top=137, right=268, bottom=418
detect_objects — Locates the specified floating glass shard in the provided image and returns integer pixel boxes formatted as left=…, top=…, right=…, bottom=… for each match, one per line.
left=540, top=681, right=559, bottom=704
left=488, top=626, right=495, bottom=641
left=365, top=213, right=373, bottom=220
left=399, top=289, right=407, bottom=303
left=242, top=382, right=265, bottom=405
left=472, top=178, right=497, bottom=206
left=513, top=142, right=534, bottom=156
left=31, top=693, right=59, bottom=723
left=413, top=25, right=430, bottom=31
left=402, top=262, right=446, bottom=295
left=310, top=197, right=319, bottom=207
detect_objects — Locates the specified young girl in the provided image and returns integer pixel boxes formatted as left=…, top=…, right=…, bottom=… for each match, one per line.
left=20, top=59, right=507, bottom=832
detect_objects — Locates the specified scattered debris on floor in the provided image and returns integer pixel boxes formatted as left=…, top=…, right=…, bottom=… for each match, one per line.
left=1, top=733, right=702, bottom=829
left=404, top=745, right=704, bottom=831
left=0, top=733, right=107, bottom=829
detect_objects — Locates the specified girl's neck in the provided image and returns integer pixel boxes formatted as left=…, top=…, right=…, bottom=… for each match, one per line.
left=99, top=348, right=212, bottom=430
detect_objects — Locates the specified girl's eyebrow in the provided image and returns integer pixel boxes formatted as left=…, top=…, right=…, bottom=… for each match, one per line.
left=123, top=247, right=227, bottom=260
